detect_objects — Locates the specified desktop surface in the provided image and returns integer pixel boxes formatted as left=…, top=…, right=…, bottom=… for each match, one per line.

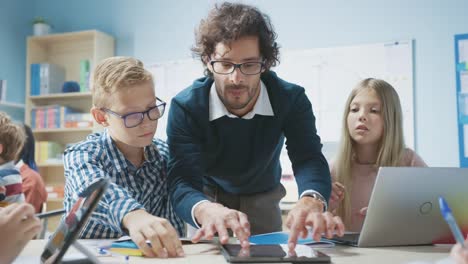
left=17, top=239, right=453, bottom=264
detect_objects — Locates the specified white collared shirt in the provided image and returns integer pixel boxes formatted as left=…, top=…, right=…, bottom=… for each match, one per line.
left=209, top=80, right=274, bottom=121
left=0, top=160, right=16, bottom=170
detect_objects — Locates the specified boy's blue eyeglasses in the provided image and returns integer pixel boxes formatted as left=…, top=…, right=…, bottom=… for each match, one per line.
left=100, top=97, right=166, bottom=128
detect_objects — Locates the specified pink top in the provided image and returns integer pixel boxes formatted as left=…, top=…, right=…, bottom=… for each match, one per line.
left=330, top=148, right=427, bottom=232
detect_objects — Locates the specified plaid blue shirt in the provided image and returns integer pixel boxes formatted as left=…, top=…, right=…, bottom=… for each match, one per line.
left=63, top=129, right=185, bottom=238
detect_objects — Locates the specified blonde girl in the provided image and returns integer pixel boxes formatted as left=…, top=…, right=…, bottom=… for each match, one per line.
left=329, top=78, right=427, bottom=231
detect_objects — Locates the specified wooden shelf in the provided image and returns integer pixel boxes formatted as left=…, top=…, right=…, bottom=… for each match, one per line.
left=25, top=30, right=114, bottom=125
left=47, top=198, right=64, bottom=203
left=0, top=101, right=25, bottom=108
left=33, top=127, right=93, bottom=144
left=33, top=127, right=93, bottom=133
left=28, top=30, right=100, bottom=44
left=29, top=92, right=91, bottom=100
left=37, top=162, right=63, bottom=168
left=26, top=30, right=114, bottom=231
left=28, top=92, right=92, bottom=112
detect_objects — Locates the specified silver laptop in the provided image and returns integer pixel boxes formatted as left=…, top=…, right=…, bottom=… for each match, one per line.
left=330, top=167, right=468, bottom=247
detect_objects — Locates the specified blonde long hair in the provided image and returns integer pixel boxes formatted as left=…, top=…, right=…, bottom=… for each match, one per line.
left=334, top=78, right=405, bottom=225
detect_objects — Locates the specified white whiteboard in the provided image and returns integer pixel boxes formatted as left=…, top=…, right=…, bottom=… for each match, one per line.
left=147, top=40, right=414, bottom=174
left=148, top=59, right=204, bottom=141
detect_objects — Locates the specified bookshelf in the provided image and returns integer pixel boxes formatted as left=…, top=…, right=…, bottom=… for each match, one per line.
left=25, top=30, right=114, bottom=231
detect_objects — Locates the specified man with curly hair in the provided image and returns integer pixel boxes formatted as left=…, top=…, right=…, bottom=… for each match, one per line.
left=167, top=2, right=344, bottom=251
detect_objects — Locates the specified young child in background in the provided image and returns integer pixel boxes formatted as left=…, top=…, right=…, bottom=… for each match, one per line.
left=329, top=78, right=427, bottom=231
left=16, top=124, right=47, bottom=213
left=63, top=56, right=184, bottom=258
left=0, top=112, right=26, bottom=206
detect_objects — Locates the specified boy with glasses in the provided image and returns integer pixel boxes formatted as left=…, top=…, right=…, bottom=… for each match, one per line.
left=64, top=57, right=184, bottom=258
left=167, top=2, right=344, bottom=252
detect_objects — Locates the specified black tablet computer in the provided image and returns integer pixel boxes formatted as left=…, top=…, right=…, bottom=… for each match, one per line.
left=40, top=178, right=109, bottom=264
left=221, top=244, right=330, bottom=263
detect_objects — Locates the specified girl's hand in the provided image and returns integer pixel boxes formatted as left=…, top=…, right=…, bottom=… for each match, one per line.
left=359, top=207, right=368, bottom=217
left=450, top=235, right=468, bottom=264
left=329, top=182, right=345, bottom=211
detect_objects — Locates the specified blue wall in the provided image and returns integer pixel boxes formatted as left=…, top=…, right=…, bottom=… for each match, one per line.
left=3, top=0, right=467, bottom=166
left=0, top=0, right=33, bottom=103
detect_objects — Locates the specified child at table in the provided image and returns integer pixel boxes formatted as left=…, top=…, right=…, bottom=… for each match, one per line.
left=329, top=78, right=427, bottom=231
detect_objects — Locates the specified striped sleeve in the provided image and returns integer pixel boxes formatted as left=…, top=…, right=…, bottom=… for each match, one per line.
left=0, top=169, right=25, bottom=204
left=155, top=139, right=169, bottom=162
left=154, top=139, right=186, bottom=236
left=163, top=191, right=186, bottom=236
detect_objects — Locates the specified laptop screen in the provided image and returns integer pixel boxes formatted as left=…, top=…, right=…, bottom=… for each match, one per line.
left=40, top=178, right=109, bottom=264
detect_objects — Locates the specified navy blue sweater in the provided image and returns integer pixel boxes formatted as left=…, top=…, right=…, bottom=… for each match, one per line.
left=167, top=71, right=331, bottom=226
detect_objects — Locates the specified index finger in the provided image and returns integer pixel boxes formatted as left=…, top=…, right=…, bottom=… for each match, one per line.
left=333, top=216, right=345, bottom=237
left=287, top=218, right=303, bottom=251
left=11, top=203, right=35, bottom=222
left=334, top=182, right=345, bottom=191
left=155, top=223, right=183, bottom=257
left=132, top=232, right=156, bottom=258
left=237, top=212, right=251, bottom=248
left=2, top=203, right=19, bottom=214
left=225, top=213, right=250, bottom=248
left=215, top=220, right=230, bottom=244
left=307, top=213, right=326, bottom=242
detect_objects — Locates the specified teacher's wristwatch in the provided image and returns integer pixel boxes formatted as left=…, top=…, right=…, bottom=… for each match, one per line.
left=302, top=192, right=328, bottom=211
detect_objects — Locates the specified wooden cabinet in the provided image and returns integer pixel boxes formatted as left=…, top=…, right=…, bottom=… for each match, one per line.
left=25, top=30, right=114, bottom=231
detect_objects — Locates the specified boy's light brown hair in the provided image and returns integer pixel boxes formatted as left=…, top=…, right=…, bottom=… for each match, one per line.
left=0, top=112, right=26, bottom=162
left=91, top=56, right=153, bottom=108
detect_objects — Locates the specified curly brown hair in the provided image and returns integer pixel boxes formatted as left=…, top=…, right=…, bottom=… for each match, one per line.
left=192, top=2, right=280, bottom=77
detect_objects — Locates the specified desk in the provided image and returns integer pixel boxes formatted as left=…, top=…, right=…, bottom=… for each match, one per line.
left=18, top=240, right=452, bottom=264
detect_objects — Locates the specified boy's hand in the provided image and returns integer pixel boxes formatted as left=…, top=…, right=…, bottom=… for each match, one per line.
left=123, top=209, right=184, bottom=258
left=193, top=202, right=250, bottom=249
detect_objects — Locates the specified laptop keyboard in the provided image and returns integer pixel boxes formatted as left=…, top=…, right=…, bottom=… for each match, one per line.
left=328, top=233, right=360, bottom=246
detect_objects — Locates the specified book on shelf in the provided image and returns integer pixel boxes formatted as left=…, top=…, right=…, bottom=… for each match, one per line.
left=64, top=113, right=93, bottom=128
left=79, top=60, right=90, bottom=92
left=31, top=105, right=93, bottom=129
left=35, top=141, right=64, bottom=164
left=45, top=185, right=64, bottom=199
left=30, top=63, right=66, bottom=96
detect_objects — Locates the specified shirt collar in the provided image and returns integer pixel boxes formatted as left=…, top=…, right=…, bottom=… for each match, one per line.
left=15, top=160, right=24, bottom=169
left=100, top=129, right=160, bottom=171
left=0, top=160, right=16, bottom=170
left=209, top=80, right=274, bottom=121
